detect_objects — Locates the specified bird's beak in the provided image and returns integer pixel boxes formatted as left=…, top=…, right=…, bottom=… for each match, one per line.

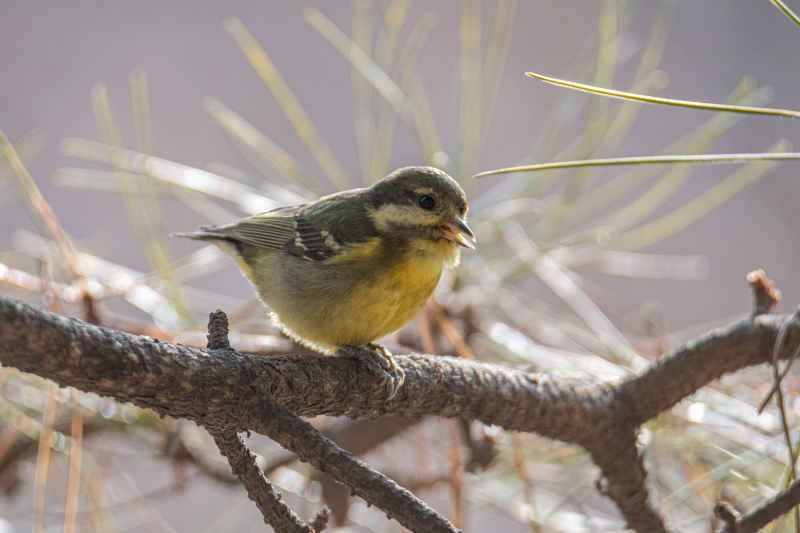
left=441, top=217, right=477, bottom=249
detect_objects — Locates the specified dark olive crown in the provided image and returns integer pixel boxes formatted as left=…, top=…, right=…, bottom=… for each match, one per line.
left=368, top=166, right=468, bottom=215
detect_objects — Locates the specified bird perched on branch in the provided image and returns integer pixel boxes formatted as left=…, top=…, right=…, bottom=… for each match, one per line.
left=175, top=166, right=476, bottom=396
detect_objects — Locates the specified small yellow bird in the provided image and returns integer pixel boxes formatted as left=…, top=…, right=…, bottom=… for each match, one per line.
left=175, top=166, right=475, bottom=395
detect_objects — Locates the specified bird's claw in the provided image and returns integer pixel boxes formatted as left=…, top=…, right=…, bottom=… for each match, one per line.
left=340, top=344, right=405, bottom=399
left=367, top=343, right=406, bottom=399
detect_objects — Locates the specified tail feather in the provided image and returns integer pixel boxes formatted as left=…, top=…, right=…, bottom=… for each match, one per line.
left=171, top=228, right=233, bottom=242
left=171, top=227, right=244, bottom=257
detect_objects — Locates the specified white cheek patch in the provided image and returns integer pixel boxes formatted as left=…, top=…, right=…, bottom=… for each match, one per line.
left=368, top=204, right=439, bottom=231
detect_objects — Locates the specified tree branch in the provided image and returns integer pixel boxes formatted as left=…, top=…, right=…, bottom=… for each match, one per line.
left=207, top=309, right=453, bottom=532
left=2, top=295, right=799, bottom=531
left=591, top=427, right=667, bottom=533
left=210, top=427, right=316, bottom=532
left=251, top=393, right=458, bottom=532
left=204, top=309, right=325, bottom=532
left=618, top=314, right=797, bottom=426
left=719, top=478, right=800, bottom=533
left=0, top=296, right=594, bottom=434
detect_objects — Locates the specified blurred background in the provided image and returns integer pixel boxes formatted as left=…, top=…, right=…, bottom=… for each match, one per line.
left=2, top=1, right=800, bottom=531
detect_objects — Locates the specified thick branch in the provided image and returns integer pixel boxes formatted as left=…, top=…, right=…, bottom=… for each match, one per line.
left=3, top=297, right=794, bottom=440
left=2, top=296, right=798, bottom=532
left=0, top=297, right=594, bottom=439
left=618, top=314, right=799, bottom=426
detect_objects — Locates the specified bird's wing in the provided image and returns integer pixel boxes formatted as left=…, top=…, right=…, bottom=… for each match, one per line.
left=226, top=204, right=343, bottom=262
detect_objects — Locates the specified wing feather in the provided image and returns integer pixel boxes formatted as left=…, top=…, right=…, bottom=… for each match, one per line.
left=233, top=217, right=297, bottom=249
left=221, top=204, right=341, bottom=261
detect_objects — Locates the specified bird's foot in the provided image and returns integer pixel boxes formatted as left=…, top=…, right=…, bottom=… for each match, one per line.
left=339, top=343, right=405, bottom=399
left=366, top=343, right=406, bottom=396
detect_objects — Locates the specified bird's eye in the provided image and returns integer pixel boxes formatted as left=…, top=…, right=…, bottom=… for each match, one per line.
left=418, top=195, right=436, bottom=210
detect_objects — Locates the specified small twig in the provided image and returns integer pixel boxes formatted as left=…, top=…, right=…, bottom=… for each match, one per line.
left=81, top=291, right=102, bottom=325
left=0, top=262, right=84, bottom=302
left=773, top=349, right=798, bottom=471
left=758, top=308, right=800, bottom=413
left=429, top=300, right=476, bottom=359
left=714, top=501, right=741, bottom=532
left=421, top=303, right=467, bottom=526
left=719, top=478, right=800, bottom=533
left=63, top=391, right=85, bottom=533
left=458, top=419, right=497, bottom=473
left=747, top=268, right=781, bottom=317
left=32, top=259, right=63, bottom=533
left=387, top=472, right=452, bottom=493
left=748, top=273, right=800, bottom=528
left=510, top=434, right=542, bottom=532
left=207, top=309, right=232, bottom=351
left=446, top=420, right=464, bottom=529
left=419, top=304, right=438, bottom=354
left=32, top=384, right=58, bottom=533
left=308, top=508, right=330, bottom=532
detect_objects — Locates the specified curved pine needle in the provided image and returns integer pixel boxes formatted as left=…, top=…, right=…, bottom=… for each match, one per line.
left=482, top=0, right=516, bottom=134
left=772, top=0, right=800, bottom=28
left=203, top=98, right=315, bottom=193
left=401, top=14, right=444, bottom=166
left=350, top=1, right=375, bottom=181
left=458, top=0, right=482, bottom=181
left=524, top=71, right=800, bottom=119
left=303, top=8, right=412, bottom=117
left=224, top=17, right=350, bottom=190
left=0, top=130, right=45, bottom=182
left=474, top=152, right=800, bottom=178
left=368, top=0, right=411, bottom=182
left=0, top=131, right=82, bottom=279
left=501, top=223, right=643, bottom=369
left=62, top=137, right=277, bottom=214
left=567, top=80, right=771, bottom=223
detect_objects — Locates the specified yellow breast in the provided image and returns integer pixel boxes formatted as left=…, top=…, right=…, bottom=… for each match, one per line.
left=242, top=237, right=457, bottom=354
left=333, top=246, right=442, bottom=343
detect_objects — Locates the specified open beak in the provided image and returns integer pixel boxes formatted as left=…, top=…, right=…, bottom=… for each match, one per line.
left=441, top=217, right=477, bottom=249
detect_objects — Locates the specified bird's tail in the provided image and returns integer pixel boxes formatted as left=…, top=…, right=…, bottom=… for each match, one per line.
left=171, top=226, right=243, bottom=257
left=171, top=228, right=232, bottom=242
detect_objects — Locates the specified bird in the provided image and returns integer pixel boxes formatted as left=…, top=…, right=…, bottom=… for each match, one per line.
left=174, top=166, right=475, bottom=397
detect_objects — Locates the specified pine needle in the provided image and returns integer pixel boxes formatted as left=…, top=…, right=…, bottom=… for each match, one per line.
left=524, top=71, right=800, bottom=119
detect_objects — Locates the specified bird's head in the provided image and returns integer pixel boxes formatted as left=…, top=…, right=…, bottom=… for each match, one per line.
left=366, top=166, right=476, bottom=254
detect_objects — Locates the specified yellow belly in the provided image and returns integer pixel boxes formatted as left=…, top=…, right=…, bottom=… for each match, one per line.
left=228, top=236, right=458, bottom=355
left=343, top=253, right=443, bottom=342
left=270, top=244, right=450, bottom=353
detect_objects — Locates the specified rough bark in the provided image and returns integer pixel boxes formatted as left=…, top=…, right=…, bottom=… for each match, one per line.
left=2, top=296, right=798, bottom=532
